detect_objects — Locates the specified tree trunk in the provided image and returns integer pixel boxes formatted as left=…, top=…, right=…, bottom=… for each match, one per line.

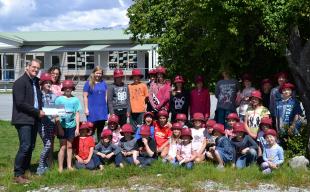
left=287, top=26, right=310, bottom=158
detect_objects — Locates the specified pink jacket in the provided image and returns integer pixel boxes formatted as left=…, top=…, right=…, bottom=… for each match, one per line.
left=149, top=81, right=171, bottom=111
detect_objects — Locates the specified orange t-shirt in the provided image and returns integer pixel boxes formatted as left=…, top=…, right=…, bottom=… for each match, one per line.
left=128, top=82, right=148, bottom=113
left=154, top=121, right=172, bottom=148
left=74, top=136, right=95, bottom=160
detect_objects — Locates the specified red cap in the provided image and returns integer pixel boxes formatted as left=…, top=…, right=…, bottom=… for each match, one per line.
left=121, top=124, right=134, bottom=135
left=276, top=72, right=288, bottom=79
left=206, top=119, right=216, bottom=127
left=260, top=117, right=272, bottom=127
left=195, top=75, right=204, bottom=83
left=174, top=75, right=185, bottom=83
left=140, top=125, right=151, bottom=136
left=148, top=69, right=157, bottom=75
left=233, top=122, right=247, bottom=133
left=226, top=113, right=240, bottom=122
left=181, top=128, right=192, bottom=139
left=114, top=69, right=124, bottom=78
left=279, top=83, right=295, bottom=93
left=156, top=66, right=166, bottom=74
left=101, top=129, right=112, bottom=138
left=176, top=113, right=187, bottom=121
left=251, top=90, right=262, bottom=100
left=108, top=114, right=119, bottom=124
left=80, top=121, right=93, bottom=130
left=264, top=129, right=277, bottom=137
left=171, top=122, right=183, bottom=130
left=192, top=113, right=205, bottom=121
left=261, top=78, right=272, bottom=86
left=40, top=73, right=52, bottom=84
left=131, top=69, right=144, bottom=78
left=158, top=110, right=169, bottom=118
left=213, top=123, right=225, bottom=134
left=61, top=80, right=75, bottom=91
left=144, top=112, right=154, bottom=119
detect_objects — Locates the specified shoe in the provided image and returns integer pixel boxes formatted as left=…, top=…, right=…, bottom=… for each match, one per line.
left=13, top=176, right=30, bottom=184
left=216, top=164, right=225, bottom=170
left=99, top=165, right=104, bottom=170
left=36, top=167, right=47, bottom=176
left=262, top=168, right=271, bottom=174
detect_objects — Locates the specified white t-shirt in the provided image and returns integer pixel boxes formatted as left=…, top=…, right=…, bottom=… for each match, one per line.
left=191, top=128, right=206, bottom=151
left=168, top=138, right=180, bottom=158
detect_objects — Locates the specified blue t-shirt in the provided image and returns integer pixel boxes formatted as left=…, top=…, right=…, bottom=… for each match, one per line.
left=83, top=80, right=108, bottom=122
left=55, top=96, right=82, bottom=129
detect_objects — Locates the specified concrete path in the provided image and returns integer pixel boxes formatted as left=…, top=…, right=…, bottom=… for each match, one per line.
left=0, top=93, right=217, bottom=121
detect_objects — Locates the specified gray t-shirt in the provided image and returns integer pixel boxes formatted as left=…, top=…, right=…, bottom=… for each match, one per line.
left=118, top=137, right=137, bottom=152
left=215, top=79, right=240, bottom=110
left=107, top=83, right=131, bottom=114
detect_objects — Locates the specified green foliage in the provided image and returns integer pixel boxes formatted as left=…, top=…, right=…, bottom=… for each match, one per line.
left=127, top=0, right=310, bottom=90
left=285, top=125, right=309, bottom=158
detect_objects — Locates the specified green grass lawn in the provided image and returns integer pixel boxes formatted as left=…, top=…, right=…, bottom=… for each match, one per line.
left=0, top=120, right=309, bottom=192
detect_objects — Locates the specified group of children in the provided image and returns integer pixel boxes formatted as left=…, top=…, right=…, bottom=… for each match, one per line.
left=36, top=67, right=297, bottom=176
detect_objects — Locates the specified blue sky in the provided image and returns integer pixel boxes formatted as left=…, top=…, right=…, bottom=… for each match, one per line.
left=0, top=0, right=132, bottom=31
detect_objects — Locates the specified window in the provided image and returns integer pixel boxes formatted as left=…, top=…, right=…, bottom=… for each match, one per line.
left=66, top=52, right=94, bottom=70
left=108, top=51, right=137, bottom=70
left=36, top=56, right=44, bottom=69
left=51, top=56, right=60, bottom=67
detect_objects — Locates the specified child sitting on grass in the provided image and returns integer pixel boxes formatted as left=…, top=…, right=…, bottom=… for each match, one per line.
left=260, top=129, right=284, bottom=174
left=163, top=122, right=182, bottom=163
left=225, top=113, right=240, bottom=139
left=55, top=80, right=82, bottom=172
left=104, top=114, right=122, bottom=145
left=175, top=128, right=197, bottom=169
left=206, top=123, right=235, bottom=169
left=133, top=125, right=157, bottom=167
left=135, top=112, right=155, bottom=140
left=257, top=117, right=273, bottom=163
left=73, top=122, right=99, bottom=170
left=191, top=113, right=207, bottom=163
left=118, top=123, right=138, bottom=165
left=95, top=129, right=123, bottom=170
left=154, top=110, right=172, bottom=158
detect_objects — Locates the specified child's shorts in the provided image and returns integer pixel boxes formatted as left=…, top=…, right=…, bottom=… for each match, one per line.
left=58, top=127, right=76, bottom=140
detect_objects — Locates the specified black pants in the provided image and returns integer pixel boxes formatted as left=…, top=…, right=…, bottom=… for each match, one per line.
left=14, top=124, right=38, bottom=177
left=93, top=120, right=106, bottom=143
left=114, top=108, right=127, bottom=127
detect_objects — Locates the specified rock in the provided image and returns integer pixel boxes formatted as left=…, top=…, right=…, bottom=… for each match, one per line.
left=289, top=156, right=309, bottom=170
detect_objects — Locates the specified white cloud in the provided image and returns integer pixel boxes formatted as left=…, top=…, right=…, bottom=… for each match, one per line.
left=0, top=0, right=36, bottom=16
left=17, top=8, right=129, bottom=31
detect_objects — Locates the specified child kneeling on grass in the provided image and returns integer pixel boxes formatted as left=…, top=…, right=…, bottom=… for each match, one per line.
left=133, top=125, right=157, bottom=167
left=95, top=129, right=123, bottom=170
left=55, top=80, right=82, bottom=172
left=206, top=123, right=235, bottom=169
left=260, top=129, right=284, bottom=174
left=73, top=122, right=99, bottom=170
left=175, top=128, right=197, bottom=169
left=118, top=123, right=138, bottom=165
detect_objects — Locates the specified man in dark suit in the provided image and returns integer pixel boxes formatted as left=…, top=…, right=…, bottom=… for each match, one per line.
left=12, top=59, right=45, bottom=184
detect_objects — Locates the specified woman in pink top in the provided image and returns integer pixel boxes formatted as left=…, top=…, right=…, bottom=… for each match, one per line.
left=190, top=75, right=211, bottom=119
left=48, top=66, right=62, bottom=96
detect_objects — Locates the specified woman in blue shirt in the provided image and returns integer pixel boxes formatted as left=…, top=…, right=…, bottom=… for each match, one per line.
left=83, top=66, right=108, bottom=142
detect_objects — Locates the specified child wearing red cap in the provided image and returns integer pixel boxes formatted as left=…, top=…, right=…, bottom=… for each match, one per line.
left=230, top=123, right=258, bottom=168
left=107, top=69, right=131, bottom=126
left=118, top=124, right=138, bottom=166
left=205, top=119, right=217, bottom=147
left=128, top=69, right=148, bottom=130
left=261, top=78, right=273, bottom=108
left=164, top=122, right=182, bottom=163
left=133, top=125, right=157, bottom=167
left=260, top=129, right=284, bottom=174
left=256, top=117, right=273, bottom=164
left=275, top=83, right=303, bottom=145
left=206, top=123, right=235, bottom=169
left=170, top=75, right=190, bottom=122
left=225, top=113, right=240, bottom=139
left=175, top=113, right=189, bottom=128
left=95, top=129, right=123, bottom=169
left=236, top=74, right=255, bottom=122
left=190, top=113, right=207, bottom=163
left=244, top=90, right=270, bottom=139
left=55, top=79, right=82, bottom=172
left=73, top=122, right=99, bottom=170
left=36, top=73, right=58, bottom=175
left=154, top=110, right=172, bottom=158
left=104, top=114, right=122, bottom=145
left=175, top=128, right=197, bottom=169
left=270, top=72, right=288, bottom=117
left=135, top=112, right=155, bottom=140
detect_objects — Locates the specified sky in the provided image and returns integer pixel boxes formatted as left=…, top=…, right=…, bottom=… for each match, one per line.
left=0, top=0, right=132, bottom=32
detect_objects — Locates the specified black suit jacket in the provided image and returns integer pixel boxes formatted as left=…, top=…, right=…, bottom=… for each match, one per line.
left=11, top=72, right=42, bottom=125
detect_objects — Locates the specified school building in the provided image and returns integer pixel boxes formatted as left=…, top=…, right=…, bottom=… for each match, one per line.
left=0, top=30, right=159, bottom=88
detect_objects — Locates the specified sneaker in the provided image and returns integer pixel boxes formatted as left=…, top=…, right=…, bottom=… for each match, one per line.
left=262, top=168, right=272, bottom=174
left=36, top=167, right=46, bottom=176
left=216, top=164, right=225, bottom=170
